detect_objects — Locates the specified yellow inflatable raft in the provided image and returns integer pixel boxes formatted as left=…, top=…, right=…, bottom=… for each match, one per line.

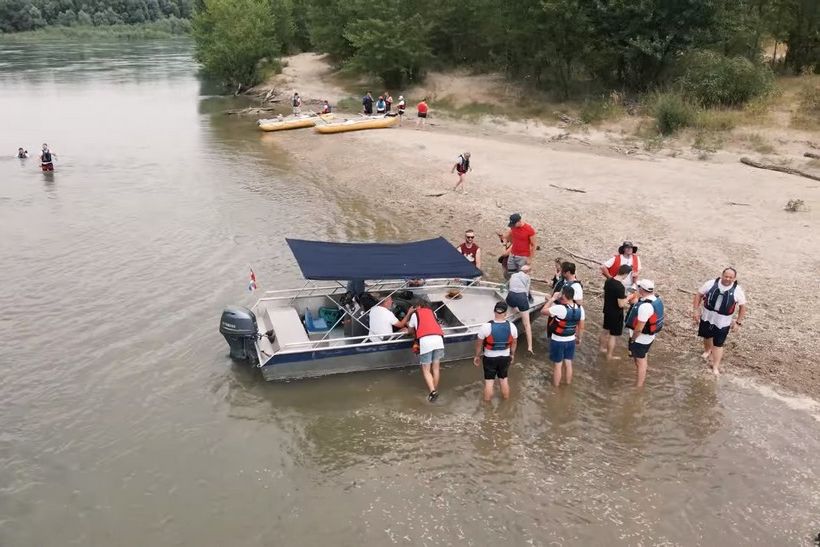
left=257, top=114, right=334, bottom=132
left=314, top=115, right=399, bottom=134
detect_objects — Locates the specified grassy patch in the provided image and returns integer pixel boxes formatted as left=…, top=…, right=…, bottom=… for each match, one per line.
left=692, top=130, right=724, bottom=152
left=336, top=96, right=362, bottom=112
left=579, top=95, right=625, bottom=125
left=694, top=109, right=738, bottom=131
left=0, top=20, right=190, bottom=41
left=651, top=93, right=697, bottom=135
left=791, top=78, right=820, bottom=130
left=739, top=133, right=776, bottom=154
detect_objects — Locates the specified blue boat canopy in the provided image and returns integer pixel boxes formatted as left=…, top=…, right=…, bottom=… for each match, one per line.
left=286, top=237, right=482, bottom=281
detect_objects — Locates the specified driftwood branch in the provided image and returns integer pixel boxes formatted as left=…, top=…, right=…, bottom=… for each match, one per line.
left=677, top=288, right=696, bottom=295
left=549, top=183, right=587, bottom=193
left=554, top=246, right=603, bottom=266
left=805, top=152, right=820, bottom=160
left=740, top=157, right=820, bottom=182
left=726, top=201, right=750, bottom=206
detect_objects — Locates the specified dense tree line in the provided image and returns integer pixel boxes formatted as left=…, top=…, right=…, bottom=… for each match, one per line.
left=192, top=0, right=818, bottom=94
left=0, top=0, right=193, bottom=32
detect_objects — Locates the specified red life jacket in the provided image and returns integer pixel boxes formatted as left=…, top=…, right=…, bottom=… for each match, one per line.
left=413, top=308, right=443, bottom=340
left=606, top=254, right=639, bottom=277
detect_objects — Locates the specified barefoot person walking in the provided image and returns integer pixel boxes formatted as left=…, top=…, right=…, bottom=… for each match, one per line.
left=625, top=279, right=664, bottom=388
left=693, top=267, right=747, bottom=375
left=599, top=264, right=631, bottom=360
left=543, top=286, right=585, bottom=387
left=452, top=152, right=471, bottom=193
left=474, top=301, right=518, bottom=402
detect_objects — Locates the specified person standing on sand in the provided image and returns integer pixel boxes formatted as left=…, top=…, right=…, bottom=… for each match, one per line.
left=502, top=213, right=537, bottom=274
left=407, top=300, right=445, bottom=402
left=599, top=264, right=631, bottom=360
left=474, top=301, right=518, bottom=402
left=397, top=95, right=406, bottom=124
left=625, top=279, right=664, bottom=388
left=376, top=95, right=387, bottom=114
left=693, top=267, right=747, bottom=376
left=505, top=264, right=534, bottom=354
left=457, top=229, right=481, bottom=270
left=601, top=241, right=640, bottom=290
left=452, top=152, right=471, bottom=193
left=543, top=285, right=585, bottom=387
left=385, top=92, right=393, bottom=113
left=416, top=97, right=429, bottom=129
left=362, top=91, right=373, bottom=115
left=291, top=92, right=302, bottom=115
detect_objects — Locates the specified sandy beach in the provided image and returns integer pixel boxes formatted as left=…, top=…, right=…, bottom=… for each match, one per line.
left=260, top=54, right=820, bottom=398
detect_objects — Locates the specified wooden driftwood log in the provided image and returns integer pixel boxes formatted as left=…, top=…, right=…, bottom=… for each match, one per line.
left=804, top=152, right=820, bottom=160
left=549, top=183, right=587, bottom=193
left=739, top=157, right=820, bottom=182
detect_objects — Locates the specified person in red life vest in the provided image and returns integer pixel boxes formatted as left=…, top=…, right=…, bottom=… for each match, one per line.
left=319, top=100, right=331, bottom=115
left=407, top=299, right=445, bottom=402
left=501, top=213, right=537, bottom=276
left=542, top=285, right=585, bottom=387
left=600, top=241, right=641, bottom=290
left=692, top=267, right=747, bottom=376
left=451, top=152, right=471, bottom=193
left=416, top=97, right=429, bottom=129
left=474, top=301, right=518, bottom=401
left=599, top=264, right=632, bottom=360
left=625, top=279, right=664, bottom=388
left=456, top=229, right=481, bottom=270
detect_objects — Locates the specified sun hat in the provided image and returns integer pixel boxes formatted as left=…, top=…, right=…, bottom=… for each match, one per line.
left=618, top=241, right=638, bottom=254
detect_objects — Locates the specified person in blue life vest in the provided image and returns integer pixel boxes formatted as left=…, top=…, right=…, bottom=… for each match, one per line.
left=474, top=301, right=518, bottom=401
left=551, top=261, right=584, bottom=305
left=625, top=279, right=664, bottom=388
left=452, top=152, right=471, bottom=193
left=542, top=285, right=585, bottom=387
left=375, top=95, right=387, bottom=114
left=692, top=267, right=747, bottom=376
left=407, top=299, right=445, bottom=402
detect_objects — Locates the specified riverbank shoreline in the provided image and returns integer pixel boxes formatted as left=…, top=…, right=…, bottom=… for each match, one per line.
left=260, top=58, right=820, bottom=399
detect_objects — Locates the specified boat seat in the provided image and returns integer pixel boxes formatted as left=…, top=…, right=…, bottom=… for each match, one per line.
left=304, top=308, right=329, bottom=332
left=267, top=308, right=310, bottom=350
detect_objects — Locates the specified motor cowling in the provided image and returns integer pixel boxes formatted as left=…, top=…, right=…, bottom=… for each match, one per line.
left=220, top=306, right=258, bottom=363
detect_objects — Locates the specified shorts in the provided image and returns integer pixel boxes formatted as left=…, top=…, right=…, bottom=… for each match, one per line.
left=628, top=339, right=653, bottom=359
left=698, top=320, right=730, bottom=347
left=505, top=291, right=530, bottom=311
left=482, top=355, right=511, bottom=380
left=398, top=109, right=405, bottom=116
left=602, top=311, right=624, bottom=336
left=418, top=112, right=427, bottom=118
left=549, top=339, right=576, bottom=363
left=506, top=255, right=528, bottom=272
left=41, top=162, right=54, bottom=172
left=419, top=348, right=445, bottom=365
left=456, top=168, right=467, bottom=175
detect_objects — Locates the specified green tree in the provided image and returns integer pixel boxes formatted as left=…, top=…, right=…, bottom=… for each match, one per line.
left=192, top=0, right=281, bottom=89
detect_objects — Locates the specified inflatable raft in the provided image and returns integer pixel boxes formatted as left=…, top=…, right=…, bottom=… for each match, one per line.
left=257, top=114, right=333, bottom=132
left=314, top=115, right=399, bottom=134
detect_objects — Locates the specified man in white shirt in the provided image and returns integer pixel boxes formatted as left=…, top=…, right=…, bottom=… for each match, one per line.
left=542, top=286, right=585, bottom=387
left=551, top=261, right=584, bottom=303
left=474, top=301, right=518, bottom=401
left=626, top=279, right=664, bottom=388
left=601, top=241, right=641, bottom=290
left=693, top=267, right=747, bottom=376
left=407, top=300, right=446, bottom=402
left=367, top=295, right=413, bottom=342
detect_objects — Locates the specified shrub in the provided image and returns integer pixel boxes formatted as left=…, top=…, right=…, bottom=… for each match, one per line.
left=677, top=51, right=775, bottom=107
left=652, top=93, right=696, bottom=135
left=579, top=95, right=624, bottom=124
left=792, top=80, right=820, bottom=130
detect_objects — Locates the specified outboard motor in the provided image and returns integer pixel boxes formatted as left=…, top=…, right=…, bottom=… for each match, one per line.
left=219, top=306, right=259, bottom=364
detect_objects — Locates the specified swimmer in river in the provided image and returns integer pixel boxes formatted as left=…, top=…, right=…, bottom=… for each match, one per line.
left=40, top=143, right=55, bottom=172
left=17, top=147, right=29, bottom=159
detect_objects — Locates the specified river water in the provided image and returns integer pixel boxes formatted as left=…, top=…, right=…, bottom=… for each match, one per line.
left=1, top=39, right=818, bottom=546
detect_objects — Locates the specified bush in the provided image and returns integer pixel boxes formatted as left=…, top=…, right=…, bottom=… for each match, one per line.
left=579, top=95, right=624, bottom=124
left=792, top=80, right=820, bottom=130
left=652, top=93, right=696, bottom=135
left=677, top=51, right=775, bottom=107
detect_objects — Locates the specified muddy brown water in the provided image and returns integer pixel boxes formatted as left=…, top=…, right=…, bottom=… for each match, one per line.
left=1, top=40, right=818, bottom=546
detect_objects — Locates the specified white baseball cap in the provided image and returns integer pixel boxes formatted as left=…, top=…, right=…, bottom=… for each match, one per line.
left=637, top=279, right=655, bottom=292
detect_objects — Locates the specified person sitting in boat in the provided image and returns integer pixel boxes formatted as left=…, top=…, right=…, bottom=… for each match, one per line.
left=16, top=147, right=29, bottom=159
left=368, top=295, right=415, bottom=342
left=320, top=100, right=331, bottom=115
left=375, top=95, right=387, bottom=115
left=40, top=143, right=55, bottom=171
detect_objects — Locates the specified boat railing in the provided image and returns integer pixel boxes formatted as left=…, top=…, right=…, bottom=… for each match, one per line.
left=258, top=278, right=504, bottom=303
left=276, top=321, right=482, bottom=351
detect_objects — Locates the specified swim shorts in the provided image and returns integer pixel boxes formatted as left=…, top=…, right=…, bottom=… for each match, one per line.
left=602, top=311, right=624, bottom=336
left=482, top=355, right=511, bottom=379
left=549, top=339, right=576, bottom=363
left=418, top=112, right=427, bottom=118
left=505, top=291, right=530, bottom=312
left=419, top=348, right=444, bottom=365
left=628, top=339, right=653, bottom=359
left=698, top=320, right=730, bottom=347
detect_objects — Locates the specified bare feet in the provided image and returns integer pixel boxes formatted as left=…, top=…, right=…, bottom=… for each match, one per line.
left=701, top=350, right=711, bottom=361
left=607, top=355, right=622, bottom=361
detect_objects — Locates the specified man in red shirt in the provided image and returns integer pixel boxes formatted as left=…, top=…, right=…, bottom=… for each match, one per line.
left=457, top=229, right=481, bottom=270
left=502, top=213, right=537, bottom=275
left=416, top=98, right=429, bottom=129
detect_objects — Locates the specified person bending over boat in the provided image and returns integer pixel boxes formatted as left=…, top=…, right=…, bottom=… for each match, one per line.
left=16, top=147, right=29, bottom=159
left=407, top=300, right=445, bottom=402
left=368, top=295, right=414, bottom=342
left=505, top=264, right=534, bottom=354
left=39, top=143, right=56, bottom=172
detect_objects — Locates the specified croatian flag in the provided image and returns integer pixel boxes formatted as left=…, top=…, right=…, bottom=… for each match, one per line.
left=248, top=268, right=257, bottom=292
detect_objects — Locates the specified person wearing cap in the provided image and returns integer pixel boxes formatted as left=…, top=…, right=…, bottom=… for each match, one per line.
left=501, top=213, right=537, bottom=275
left=505, top=264, right=534, bottom=354
left=625, top=279, right=665, bottom=387
left=456, top=229, right=481, bottom=270
left=542, top=285, right=585, bottom=387
left=397, top=95, right=406, bottom=124
left=601, top=241, right=641, bottom=290
left=407, top=299, right=446, bottom=402
left=692, top=267, right=747, bottom=376
left=599, top=264, right=631, bottom=360
left=474, top=301, right=518, bottom=401
left=291, top=92, right=302, bottom=115
left=452, top=152, right=472, bottom=193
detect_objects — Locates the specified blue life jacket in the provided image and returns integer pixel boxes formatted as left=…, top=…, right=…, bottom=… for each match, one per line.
left=484, top=320, right=512, bottom=351
left=549, top=304, right=582, bottom=337
left=704, top=278, right=737, bottom=316
left=553, top=278, right=582, bottom=299
left=625, top=298, right=664, bottom=334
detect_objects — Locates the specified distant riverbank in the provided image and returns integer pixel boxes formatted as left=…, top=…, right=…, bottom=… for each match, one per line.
left=0, top=19, right=190, bottom=42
